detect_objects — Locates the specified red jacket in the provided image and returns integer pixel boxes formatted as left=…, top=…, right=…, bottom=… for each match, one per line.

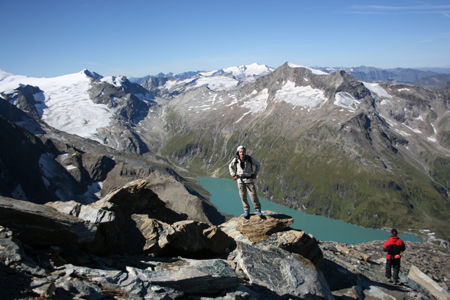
left=384, top=235, right=406, bottom=259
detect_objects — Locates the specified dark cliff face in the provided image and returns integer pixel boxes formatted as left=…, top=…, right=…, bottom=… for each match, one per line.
left=1, top=85, right=44, bottom=120
left=0, top=115, right=57, bottom=204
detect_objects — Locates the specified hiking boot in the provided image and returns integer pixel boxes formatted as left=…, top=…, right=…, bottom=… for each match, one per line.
left=257, top=210, right=263, bottom=217
left=243, top=212, right=250, bottom=219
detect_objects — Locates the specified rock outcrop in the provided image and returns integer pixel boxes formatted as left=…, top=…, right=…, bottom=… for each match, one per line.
left=220, top=211, right=323, bottom=264
left=1, top=179, right=449, bottom=299
left=0, top=180, right=336, bottom=299
left=232, top=242, right=333, bottom=299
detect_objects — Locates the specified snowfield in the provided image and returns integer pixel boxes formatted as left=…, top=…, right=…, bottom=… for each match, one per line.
left=0, top=70, right=114, bottom=142
left=275, top=80, right=327, bottom=109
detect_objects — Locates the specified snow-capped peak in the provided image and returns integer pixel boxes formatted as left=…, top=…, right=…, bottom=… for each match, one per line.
left=82, top=69, right=103, bottom=81
left=223, top=63, right=273, bottom=78
left=287, top=62, right=329, bottom=75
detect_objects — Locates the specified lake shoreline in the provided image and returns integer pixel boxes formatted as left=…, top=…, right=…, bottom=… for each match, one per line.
left=196, top=177, right=421, bottom=244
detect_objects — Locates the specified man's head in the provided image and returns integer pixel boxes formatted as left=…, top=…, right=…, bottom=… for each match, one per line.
left=236, top=145, right=246, bottom=159
left=391, top=228, right=398, bottom=236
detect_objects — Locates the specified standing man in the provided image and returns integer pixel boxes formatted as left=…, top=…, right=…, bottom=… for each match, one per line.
left=384, top=228, right=406, bottom=285
left=229, top=145, right=262, bottom=219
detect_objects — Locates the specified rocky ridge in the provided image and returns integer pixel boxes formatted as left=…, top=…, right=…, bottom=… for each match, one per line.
left=1, top=179, right=332, bottom=299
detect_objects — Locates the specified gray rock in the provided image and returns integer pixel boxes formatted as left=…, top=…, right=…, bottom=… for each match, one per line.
left=0, top=196, right=97, bottom=247
left=408, top=265, right=450, bottom=300
left=233, top=242, right=333, bottom=299
left=125, top=258, right=239, bottom=295
left=0, top=226, right=23, bottom=266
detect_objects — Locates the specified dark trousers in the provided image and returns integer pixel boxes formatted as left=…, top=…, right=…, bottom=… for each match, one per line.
left=385, top=258, right=400, bottom=282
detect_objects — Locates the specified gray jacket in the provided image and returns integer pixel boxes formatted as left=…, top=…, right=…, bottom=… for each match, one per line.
left=229, top=155, right=260, bottom=183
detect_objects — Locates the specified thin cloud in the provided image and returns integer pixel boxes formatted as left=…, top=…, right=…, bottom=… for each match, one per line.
left=350, top=4, right=450, bottom=16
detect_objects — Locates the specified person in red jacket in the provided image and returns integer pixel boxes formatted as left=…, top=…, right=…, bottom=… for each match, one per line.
left=384, top=228, right=406, bottom=284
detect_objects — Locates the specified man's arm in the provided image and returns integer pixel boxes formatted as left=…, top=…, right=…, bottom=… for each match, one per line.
left=251, top=156, right=261, bottom=176
left=229, top=158, right=237, bottom=177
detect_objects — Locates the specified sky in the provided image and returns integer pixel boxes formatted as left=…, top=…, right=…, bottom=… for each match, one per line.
left=1, top=0, right=450, bottom=77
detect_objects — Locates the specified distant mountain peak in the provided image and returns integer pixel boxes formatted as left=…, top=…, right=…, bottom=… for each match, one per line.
left=222, top=63, right=273, bottom=78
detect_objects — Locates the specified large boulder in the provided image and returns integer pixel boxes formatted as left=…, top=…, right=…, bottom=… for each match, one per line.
left=101, top=166, right=225, bottom=225
left=408, top=265, right=450, bottom=300
left=131, top=215, right=233, bottom=257
left=0, top=196, right=97, bottom=248
left=46, top=180, right=233, bottom=257
left=220, top=211, right=322, bottom=264
left=233, top=242, right=333, bottom=299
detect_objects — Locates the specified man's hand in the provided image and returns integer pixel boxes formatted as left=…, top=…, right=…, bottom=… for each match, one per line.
left=251, top=174, right=256, bottom=179
left=233, top=175, right=237, bottom=181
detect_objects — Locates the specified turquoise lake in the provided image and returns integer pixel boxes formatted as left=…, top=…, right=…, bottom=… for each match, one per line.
left=197, top=177, right=421, bottom=244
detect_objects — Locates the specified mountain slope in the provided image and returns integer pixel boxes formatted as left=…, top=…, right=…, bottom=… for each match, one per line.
left=1, top=63, right=449, bottom=238
left=155, top=62, right=450, bottom=238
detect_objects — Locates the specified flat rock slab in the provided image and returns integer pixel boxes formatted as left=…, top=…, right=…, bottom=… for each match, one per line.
left=235, top=211, right=294, bottom=242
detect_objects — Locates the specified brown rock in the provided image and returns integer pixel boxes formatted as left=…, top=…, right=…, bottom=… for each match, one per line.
left=235, top=211, right=294, bottom=242
left=265, top=229, right=323, bottom=264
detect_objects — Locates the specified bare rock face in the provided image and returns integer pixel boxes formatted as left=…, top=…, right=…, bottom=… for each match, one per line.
left=233, top=242, right=333, bottom=299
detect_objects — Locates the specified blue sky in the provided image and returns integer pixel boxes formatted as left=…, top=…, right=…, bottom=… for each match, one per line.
left=1, top=0, right=449, bottom=77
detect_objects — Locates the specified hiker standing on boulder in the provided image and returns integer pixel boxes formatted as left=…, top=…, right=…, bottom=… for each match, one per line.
left=229, top=145, right=262, bottom=219
left=384, top=228, right=406, bottom=285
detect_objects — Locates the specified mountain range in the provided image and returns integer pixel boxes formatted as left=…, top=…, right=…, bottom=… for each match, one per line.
left=0, top=62, right=449, bottom=239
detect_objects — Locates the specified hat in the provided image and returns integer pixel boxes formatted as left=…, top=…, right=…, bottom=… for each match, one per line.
left=236, top=145, right=246, bottom=155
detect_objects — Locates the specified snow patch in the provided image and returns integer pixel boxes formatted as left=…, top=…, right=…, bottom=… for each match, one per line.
left=82, top=181, right=103, bottom=203
left=241, top=88, right=269, bottom=114
left=287, top=63, right=328, bottom=75
left=164, top=79, right=178, bottom=90
left=65, top=164, right=78, bottom=171
left=393, top=128, right=410, bottom=137
left=334, top=92, right=360, bottom=112
left=427, top=136, right=437, bottom=143
left=223, top=63, right=273, bottom=78
left=101, top=76, right=125, bottom=88
left=398, top=88, right=410, bottom=92
left=404, top=124, right=422, bottom=134
left=275, top=80, right=327, bottom=109
left=194, top=76, right=238, bottom=91
left=363, top=82, right=392, bottom=99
